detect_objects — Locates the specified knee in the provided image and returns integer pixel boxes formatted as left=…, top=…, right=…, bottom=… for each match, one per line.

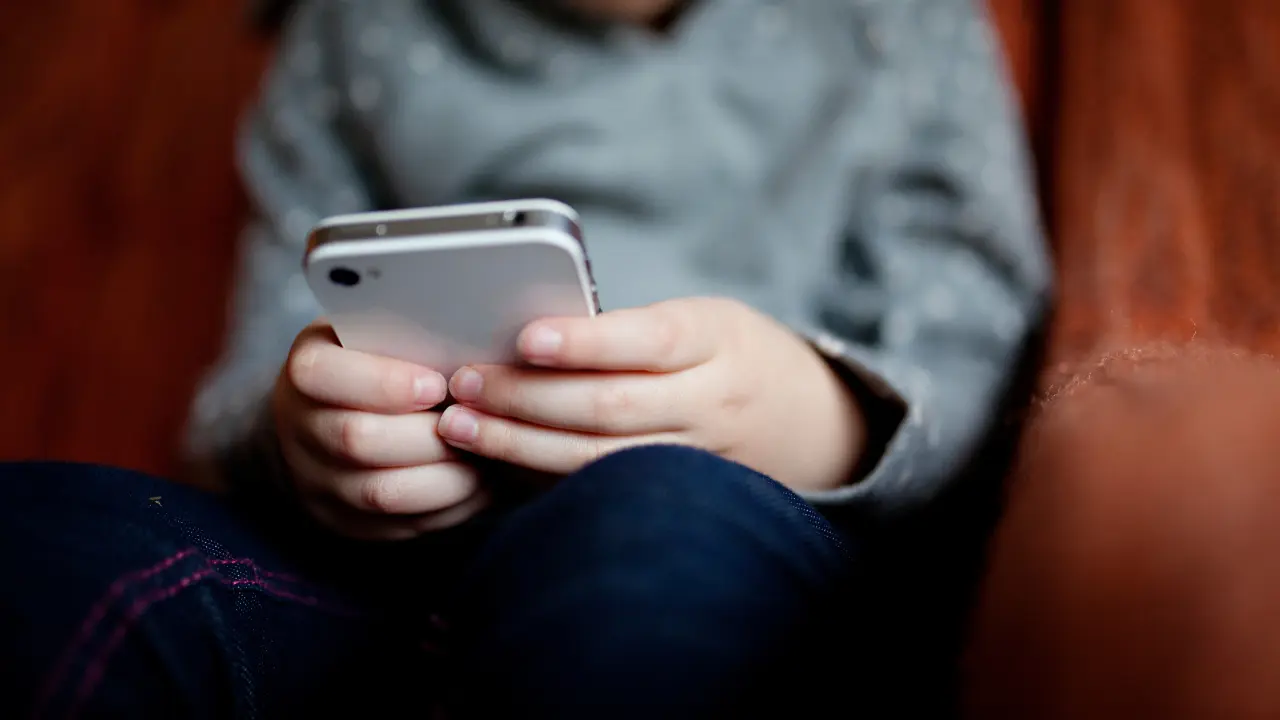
left=543, top=444, right=840, bottom=558
left=562, top=444, right=784, bottom=510
left=466, top=445, right=848, bottom=595
left=452, top=446, right=856, bottom=714
left=965, top=344, right=1280, bottom=718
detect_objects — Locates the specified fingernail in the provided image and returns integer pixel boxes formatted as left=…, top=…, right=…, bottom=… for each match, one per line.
left=522, top=325, right=563, bottom=358
left=415, top=374, right=443, bottom=405
left=439, top=406, right=479, bottom=444
left=450, top=367, right=483, bottom=401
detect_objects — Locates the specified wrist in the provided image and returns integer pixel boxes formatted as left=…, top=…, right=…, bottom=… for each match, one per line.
left=804, top=345, right=868, bottom=491
left=762, top=334, right=867, bottom=494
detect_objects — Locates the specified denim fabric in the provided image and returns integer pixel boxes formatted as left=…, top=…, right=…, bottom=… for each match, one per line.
left=1, top=446, right=882, bottom=719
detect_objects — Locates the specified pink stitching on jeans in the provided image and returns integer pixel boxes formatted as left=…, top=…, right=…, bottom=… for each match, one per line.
left=224, top=578, right=356, bottom=615
left=209, top=557, right=304, bottom=583
left=34, top=551, right=359, bottom=720
left=66, top=568, right=216, bottom=719
left=31, top=547, right=197, bottom=720
left=63, top=572, right=360, bottom=719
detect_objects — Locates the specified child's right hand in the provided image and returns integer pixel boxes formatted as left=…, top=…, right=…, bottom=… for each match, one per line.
left=271, top=320, right=488, bottom=541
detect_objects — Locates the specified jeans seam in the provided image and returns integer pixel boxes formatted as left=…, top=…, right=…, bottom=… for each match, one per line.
left=32, top=548, right=199, bottom=720
left=33, top=551, right=359, bottom=720
left=64, top=568, right=361, bottom=720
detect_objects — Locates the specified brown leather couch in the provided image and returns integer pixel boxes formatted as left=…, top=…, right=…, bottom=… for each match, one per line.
left=970, top=7, right=1280, bottom=716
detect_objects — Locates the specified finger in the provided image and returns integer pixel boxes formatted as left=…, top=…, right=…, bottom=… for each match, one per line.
left=449, top=365, right=691, bottom=435
left=436, top=405, right=686, bottom=475
left=298, top=406, right=454, bottom=468
left=287, top=321, right=447, bottom=413
left=283, top=436, right=481, bottom=515
left=517, top=299, right=718, bottom=372
left=333, top=462, right=482, bottom=516
left=305, top=485, right=493, bottom=542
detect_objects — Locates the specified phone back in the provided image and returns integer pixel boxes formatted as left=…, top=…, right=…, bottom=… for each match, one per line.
left=304, top=228, right=597, bottom=376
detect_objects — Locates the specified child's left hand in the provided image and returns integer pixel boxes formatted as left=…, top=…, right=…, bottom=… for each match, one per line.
left=437, top=297, right=867, bottom=493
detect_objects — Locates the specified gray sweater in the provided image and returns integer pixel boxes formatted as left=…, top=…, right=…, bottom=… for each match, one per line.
left=186, top=0, right=1052, bottom=517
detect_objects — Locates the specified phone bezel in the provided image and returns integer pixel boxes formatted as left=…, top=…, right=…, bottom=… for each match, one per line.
left=305, top=199, right=583, bottom=254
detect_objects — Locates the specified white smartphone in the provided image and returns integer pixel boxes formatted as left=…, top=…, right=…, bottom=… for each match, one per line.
left=303, top=199, right=599, bottom=376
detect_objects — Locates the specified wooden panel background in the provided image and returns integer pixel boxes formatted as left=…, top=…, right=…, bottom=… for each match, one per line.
left=0, top=1, right=1277, bottom=477
left=0, top=2, right=267, bottom=474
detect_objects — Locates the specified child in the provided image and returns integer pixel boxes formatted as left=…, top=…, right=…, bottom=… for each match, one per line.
left=1, top=0, right=1049, bottom=716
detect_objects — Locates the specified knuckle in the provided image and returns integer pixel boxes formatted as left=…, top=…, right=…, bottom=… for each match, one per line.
left=286, top=347, right=322, bottom=393
left=335, top=412, right=375, bottom=462
left=477, top=419, right=526, bottom=467
left=481, top=421, right=514, bottom=460
left=714, top=381, right=753, bottom=416
left=381, top=365, right=417, bottom=407
left=589, top=383, right=636, bottom=432
left=489, top=373, right=521, bottom=417
left=650, top=305, right=694, bottom=367
left=359, top=473, right=400, bottom=514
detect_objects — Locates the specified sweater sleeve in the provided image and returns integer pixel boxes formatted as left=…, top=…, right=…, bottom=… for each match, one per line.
left=798, top=0, right=1052, bottom=516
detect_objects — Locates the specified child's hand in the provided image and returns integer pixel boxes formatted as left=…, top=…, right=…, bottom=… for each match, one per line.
left=438, top=298, right=867, bottom=493
left=272, top=321, right=488, bottom=541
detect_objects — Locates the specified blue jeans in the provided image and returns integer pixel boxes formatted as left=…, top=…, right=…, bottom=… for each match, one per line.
left=0, top=446, right=958, bottom=718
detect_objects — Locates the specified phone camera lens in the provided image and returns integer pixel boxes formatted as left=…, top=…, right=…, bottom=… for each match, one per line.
left=329, top=267, right=360, bottom=287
